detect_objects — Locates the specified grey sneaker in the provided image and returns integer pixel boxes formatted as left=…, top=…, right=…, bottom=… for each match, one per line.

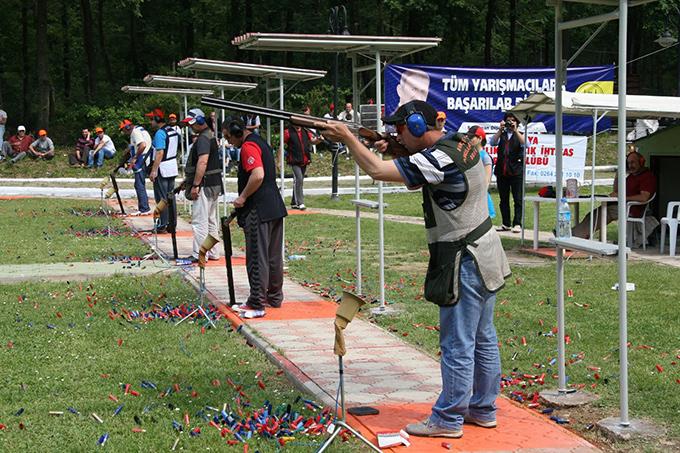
left=496, top=224, right=511, bottom=232
left=464, top=415, right=497, bottom=428
left=405, top=418, right=462, bottom=438
left=511, top=225, right=522, bottom=233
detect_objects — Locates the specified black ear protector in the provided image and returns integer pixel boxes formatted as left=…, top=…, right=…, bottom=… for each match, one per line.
left=228, top=120, right=244, bottom=138
left=153, top=115, right=163, bottom=123
left=403, top=102, right=427, bottom=138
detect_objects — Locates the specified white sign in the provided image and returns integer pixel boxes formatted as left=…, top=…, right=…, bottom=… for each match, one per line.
left=487, top=134, right=587, bottom=183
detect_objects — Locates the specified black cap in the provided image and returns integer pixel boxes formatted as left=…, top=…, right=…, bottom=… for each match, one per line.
left=503, top=112, right=519, bottom=122
left=383, top=100, right=438, bottom=128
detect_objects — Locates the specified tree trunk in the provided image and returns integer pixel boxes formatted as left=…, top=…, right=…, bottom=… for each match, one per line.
left=509, top=0, right=517, bottom=65
left=484, top=0, right=497, bottom=65
left=36, top=0, right=50, bottom=129
left=22, top=2, right=30, bottom=121
left=80, top=0, right=97, bottom=100
left=129, top=11, right=141, bottom=77
left=62, top=1, right=71, bottom=99
left=183, top=2, right=194, bottom=57
left=97, top=0, right=114, bottom=83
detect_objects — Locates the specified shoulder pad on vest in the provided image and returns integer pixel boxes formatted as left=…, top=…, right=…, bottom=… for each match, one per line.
left=433, top=137, right=480, bottom=172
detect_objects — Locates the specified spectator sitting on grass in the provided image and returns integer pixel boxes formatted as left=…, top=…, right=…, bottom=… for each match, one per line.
left=2, top=125, right=33, bottom=164
left=71, top=128, right=94, bottom=167
left=88, top=127, right=117, bottom=169
left=28, top=129, right=55, bottom=160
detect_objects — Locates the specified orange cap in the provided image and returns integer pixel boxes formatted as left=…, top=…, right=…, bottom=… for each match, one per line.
left=38, top=129, right=47, bottom=136
left=169, top=113, right=177, bottom=119
left=95, top=127, right=104, bottom=133
left=144, top=108, right=165, bottom=120
left=436, top=111, right=447, bottom=120
left=119, top=119, right=133, bottom=130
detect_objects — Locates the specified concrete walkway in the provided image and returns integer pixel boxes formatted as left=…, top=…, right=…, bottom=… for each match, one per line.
left=120, top=201, right=599, bottom=453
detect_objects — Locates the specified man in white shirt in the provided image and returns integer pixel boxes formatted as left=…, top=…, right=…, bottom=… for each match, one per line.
left=0, top=109, right=7, bottom=152
left=337, top=102, right=361, bottom=125
left=89, top=127, right=117, bottom=168
left=120, top=119, right=151, bottom=215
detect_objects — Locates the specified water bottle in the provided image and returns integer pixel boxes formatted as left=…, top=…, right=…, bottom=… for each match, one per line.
left=556, top=198, right=572, bottom=238
left=288, top=255, right=306, bottom=261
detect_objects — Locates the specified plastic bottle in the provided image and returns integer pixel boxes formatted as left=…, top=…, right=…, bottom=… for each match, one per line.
left=287, top=255, right=306, bottom=261
left=556, top=198, right=572, bottom=238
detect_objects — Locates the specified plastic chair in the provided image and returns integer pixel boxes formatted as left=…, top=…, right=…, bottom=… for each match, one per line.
left=626, top=192, right=656, bottom=250
left=660, top=201, right=680, bottom=257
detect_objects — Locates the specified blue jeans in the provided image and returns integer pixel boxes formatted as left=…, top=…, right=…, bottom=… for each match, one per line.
left=430, top=255, right=501, bottom=430
left=133, top=169, right=150, bottom=212
left=88, top=148, right=115, bottom=168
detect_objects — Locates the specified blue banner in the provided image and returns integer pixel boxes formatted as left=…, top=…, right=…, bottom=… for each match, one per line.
left=384, top=64, right=614, bottom=134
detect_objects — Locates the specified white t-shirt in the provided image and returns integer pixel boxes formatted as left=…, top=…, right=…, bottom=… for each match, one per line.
left=130, top=127, right=152, bottom=152
left=95, top=134, right=116, bottom=153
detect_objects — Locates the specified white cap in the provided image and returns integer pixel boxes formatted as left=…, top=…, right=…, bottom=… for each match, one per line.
left=17, top=125, right=26, bottom=132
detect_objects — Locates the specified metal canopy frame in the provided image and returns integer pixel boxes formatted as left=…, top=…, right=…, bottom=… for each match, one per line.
left=552, top=0, right=658, bottom=430
left=177, top=57, right=327, bottom=258
left=232, top=33, right=440, bottom=309
left=143, top=75, right=258, bottom=215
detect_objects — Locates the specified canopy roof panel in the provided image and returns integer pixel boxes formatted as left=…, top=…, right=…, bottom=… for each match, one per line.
left=177, top=58, right=326, bottom=81
left=121, top=85, right=214, bottom=96
left=143, top=75, right=257, bottom=91
left=510, top=91, right=680, bottom=119
left=231, top=33, right=441, bottom=56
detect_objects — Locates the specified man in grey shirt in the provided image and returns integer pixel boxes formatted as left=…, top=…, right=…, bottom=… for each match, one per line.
left=29, top=129, right=55, bottom=160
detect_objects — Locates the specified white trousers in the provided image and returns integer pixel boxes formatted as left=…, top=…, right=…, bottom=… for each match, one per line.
left=191, top=189, right=220, bottom=259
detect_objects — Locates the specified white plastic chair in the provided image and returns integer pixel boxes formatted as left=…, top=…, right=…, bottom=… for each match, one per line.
left=626, top=192, right=656, bottom=250
left=660, top=201, right=680, bottom=257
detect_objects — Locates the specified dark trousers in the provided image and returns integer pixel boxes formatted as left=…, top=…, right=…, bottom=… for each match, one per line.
left=497, top=174, right=523, bottom=227
left=244, top=209, right=284, bottom=310
left=153, top=175, right=175, bottom=228
left=133, top=170, right=150, bottom=212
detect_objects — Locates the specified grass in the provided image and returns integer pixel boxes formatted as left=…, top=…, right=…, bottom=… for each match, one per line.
left=0, top=147, right=128, bottom=179
left=0, top=198, right=148, bottom=264
left=0, top=274, right=359, bottom=452
left=227, top=212, right=680, bottom=450
left=303, top=186, right=620, bottom=237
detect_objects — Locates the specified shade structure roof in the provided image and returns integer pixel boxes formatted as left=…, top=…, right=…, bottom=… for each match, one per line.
left=510, top=91, right=680, bottom=119
left=231, top=33, right=441, bottom=56
left=177, top=58, right=326, bottom=81
left=121, top=85, right=214, bottom=96
left=143, top=75, right=257, bottom=91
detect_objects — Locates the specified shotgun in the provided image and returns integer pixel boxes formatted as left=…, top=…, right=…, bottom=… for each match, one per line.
left=200, top=97, right=411, bottom=158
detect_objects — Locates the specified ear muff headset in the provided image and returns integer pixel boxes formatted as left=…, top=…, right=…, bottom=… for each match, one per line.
left=403, top=102, right=427, bottom=138
left=228, top=121, right=244, bottom=138
left=194, top=115, right=206, bottom=126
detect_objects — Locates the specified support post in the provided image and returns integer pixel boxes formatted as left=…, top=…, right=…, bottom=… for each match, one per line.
left=351, top=53, right=362, bottom=294
left=376, top=50, right=385, bottom=310
left=279, top=77, right=286, bottom=261
left=616, top=0, right=629, bottom=426
left=221, top=88, right=227, bottom=216
left=554, top=0, right=569, bottom=394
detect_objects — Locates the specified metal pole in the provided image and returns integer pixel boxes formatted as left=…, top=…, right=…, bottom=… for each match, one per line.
left=376, top=50, right=385, bottom=309
left=554, top=0, right=569, bottom=394
left=183, top=96, right=189, bottom=164
left=266, top=79, right=272, bottom=145
left=331, top=51, right=340, bottom=199
left=520, top=118, right=528, bottom=246
left=279, top=77, right=286, bottom=261
left=589, top=109, right=598, bottom=240
left=221, top=88, right=227, bottom=217
left=617, top=0, right=629, bottom=427
left=352, top=54, right=362, bottom=295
